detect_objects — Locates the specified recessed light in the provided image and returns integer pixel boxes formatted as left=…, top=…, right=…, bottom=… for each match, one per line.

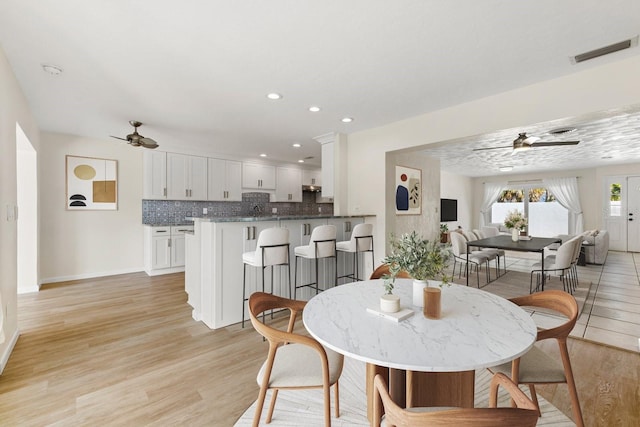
left=259, top=153, right=267, bottom=157
left=499, top=166, right=513, bottom=172
left=266, top=93, right=282, bottom=100
left=42, top=64, right=63, bottom=75
left=601, top=156, right=613, bottom=160
left=341, top=117, right=354, bottom=123
left=298, top=159, right=305, bottom=163
left=292, top=143, right=301, bottom=148
left=309, top=106, right=321, bottom=112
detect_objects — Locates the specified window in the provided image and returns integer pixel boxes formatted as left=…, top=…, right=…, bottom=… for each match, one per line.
left=609, top=182, right=621, bottom=217
left=491, top=186, right=568, bottom=237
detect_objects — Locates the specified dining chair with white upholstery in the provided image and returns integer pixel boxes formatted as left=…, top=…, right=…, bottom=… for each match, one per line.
left=450, top=231, right=490, bottom=287
left=249, top=292, right=343, bottom=427
left=462, top=229, right=498, bottom=282
left=336, top=223, right=374, bottom=282
left=473, top=228, right=506, bottom=277
left=530, top=236, right=580, bottom=294
left=373, top=372, right=538, bottom=427
left=242, top=227, right=291, bottom=328
left=488, top=290, right=584, bottom=427
left=293, top=225, right=337, bottom=299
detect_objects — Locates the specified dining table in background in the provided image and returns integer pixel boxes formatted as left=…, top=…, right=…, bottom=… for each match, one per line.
left=302, top=279, right=537, bottom=424
left=466, top=234, right=562, bottom=290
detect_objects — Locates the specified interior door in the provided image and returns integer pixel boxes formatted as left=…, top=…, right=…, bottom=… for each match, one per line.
left=603, top=176, right=626, bottom=251
left=627, top=176, right=640, bottom=252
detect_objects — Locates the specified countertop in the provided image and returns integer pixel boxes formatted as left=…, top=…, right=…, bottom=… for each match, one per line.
left=185, top=214, right=374, bottom=223
left=144, top=214, right=373, bottom=227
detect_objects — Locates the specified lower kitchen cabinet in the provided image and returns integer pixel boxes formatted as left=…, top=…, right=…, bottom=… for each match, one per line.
left=144, top=225, right=194, bottom=276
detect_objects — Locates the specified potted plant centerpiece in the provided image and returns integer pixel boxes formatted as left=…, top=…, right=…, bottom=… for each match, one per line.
left=504, top=209, right=528, bottom=242
left=383, top=231, right=452, bottom=308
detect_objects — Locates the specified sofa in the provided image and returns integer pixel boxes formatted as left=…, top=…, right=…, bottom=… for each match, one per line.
left=552, top=229, right=609, bottom=265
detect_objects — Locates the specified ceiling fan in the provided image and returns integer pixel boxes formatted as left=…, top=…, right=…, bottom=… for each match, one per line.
left=110, top=120, right=159, bottom=149
left=473, top=132, right=579, bottom=154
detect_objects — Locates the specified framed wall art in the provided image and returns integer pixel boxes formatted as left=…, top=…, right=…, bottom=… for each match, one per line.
left=395, top=165, right=421, bottom=215
left=66, top=155, right=118, bottom=210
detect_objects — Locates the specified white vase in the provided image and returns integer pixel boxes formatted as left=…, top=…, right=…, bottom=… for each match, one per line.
left=380, top=294, right=400, bottom=313
left=412, top=279, right=427, bottom=307
left=511, top=228, right=519, bottom=242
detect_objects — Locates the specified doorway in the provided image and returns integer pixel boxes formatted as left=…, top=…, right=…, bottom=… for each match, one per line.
left=603, top=175, right=640, bottom=252
left=16, top=123, right=38, bottom=293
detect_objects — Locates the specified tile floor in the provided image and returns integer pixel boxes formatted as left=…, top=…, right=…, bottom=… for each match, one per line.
left=505, top=250, right=640, bottom=353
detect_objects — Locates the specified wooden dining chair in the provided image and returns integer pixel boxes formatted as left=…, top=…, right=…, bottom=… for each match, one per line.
left=248, top=292, right=344, bottom=427
left=373, top=372, right=539, bottom=427
left=488, top=290, right=584, bottom=427
left=369, top=263, right=411, bottom=280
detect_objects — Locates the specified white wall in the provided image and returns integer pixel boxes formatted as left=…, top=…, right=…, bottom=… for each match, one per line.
left=346, top=55, right=640, bottom=260
left=39, top=132, right=145, bottom=283
left=440, top=171, right=473, bottom=231
left=0, top=47, right=41, bottom=371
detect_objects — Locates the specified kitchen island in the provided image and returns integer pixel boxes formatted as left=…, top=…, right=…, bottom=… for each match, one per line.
left=185, top=214, right=375, bottom=329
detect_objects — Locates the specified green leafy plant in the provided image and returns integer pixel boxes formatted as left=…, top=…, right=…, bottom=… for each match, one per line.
left=382, top=231, right=452, bottom=293
left=440, top=223, right=449, bottom=233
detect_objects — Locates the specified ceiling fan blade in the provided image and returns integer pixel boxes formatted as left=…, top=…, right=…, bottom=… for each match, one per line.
left=140, top=137, right=159, bottom=149
left=110, top=135, right=128, bottom=141
left=530, top=141, right=580, bottom=147
left=472, top=145, right=513, bottom=151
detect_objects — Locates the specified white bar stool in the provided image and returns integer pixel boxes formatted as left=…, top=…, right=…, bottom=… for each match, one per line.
left=293, top=225, right=337, bottom=299
left=336, top=223, right=374, bottom=282
left=241, top=227, right=291, bottom=327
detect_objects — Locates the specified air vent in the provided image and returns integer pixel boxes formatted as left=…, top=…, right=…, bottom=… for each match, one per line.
left=571, top=36, right=638, bottom=64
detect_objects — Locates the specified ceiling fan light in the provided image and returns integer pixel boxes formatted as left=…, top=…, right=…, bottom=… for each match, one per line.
left=512, top=145, right=531, bottom=154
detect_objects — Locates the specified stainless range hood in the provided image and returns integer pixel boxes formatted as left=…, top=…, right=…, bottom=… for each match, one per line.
left=302, top=185, right=322, bottom=193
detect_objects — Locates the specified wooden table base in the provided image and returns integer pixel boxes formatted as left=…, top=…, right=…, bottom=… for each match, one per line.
left=366, top=363, right=475, bottom=425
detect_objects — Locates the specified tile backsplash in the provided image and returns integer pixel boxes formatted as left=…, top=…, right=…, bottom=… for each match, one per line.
left=142, top=192, right=333, bottom=225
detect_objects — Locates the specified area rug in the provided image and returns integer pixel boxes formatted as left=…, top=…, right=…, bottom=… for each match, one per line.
left=234, top=357, right=575, bottom=426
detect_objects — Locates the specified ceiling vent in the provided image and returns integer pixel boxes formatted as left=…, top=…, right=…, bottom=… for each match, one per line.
left=571, top=36, right=638, bottom=64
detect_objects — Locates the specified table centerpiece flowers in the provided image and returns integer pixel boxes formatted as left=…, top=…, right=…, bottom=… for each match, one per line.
left=383, top=231, right=452, bottom=309
left=504, top=209, right=528, bottom=242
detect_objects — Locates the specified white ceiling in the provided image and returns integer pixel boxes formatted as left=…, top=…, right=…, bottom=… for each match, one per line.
left=1, top=1, right=639, bottom=169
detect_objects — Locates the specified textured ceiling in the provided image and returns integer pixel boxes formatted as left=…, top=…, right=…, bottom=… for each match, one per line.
left=0, top=1, right=639, bottom=168
left=420, top=105, right=640, bottom=177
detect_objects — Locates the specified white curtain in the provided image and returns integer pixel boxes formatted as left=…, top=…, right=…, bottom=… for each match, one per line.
left=543, top=177, right=584, bottom=234
left=480, top=182, right=506, bottom=227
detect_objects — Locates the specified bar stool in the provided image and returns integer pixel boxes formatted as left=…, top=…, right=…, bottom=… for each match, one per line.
left=241, top=227, right=290, bottom=328
left=336, top=223, right=374, bottom=282
left=293, top=225, right=337, bottom=299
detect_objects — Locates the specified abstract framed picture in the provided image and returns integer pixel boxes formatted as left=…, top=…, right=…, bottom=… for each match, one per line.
left=66, top=155, right=118, bottom=210
left=395, top=165, right=421, bottom=215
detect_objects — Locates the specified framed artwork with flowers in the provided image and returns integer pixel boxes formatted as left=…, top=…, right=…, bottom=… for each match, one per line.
left=395, top=165, right=421, bottom=215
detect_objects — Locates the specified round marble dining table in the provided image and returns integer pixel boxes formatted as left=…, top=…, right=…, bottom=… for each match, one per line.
left=303, top=279, right=537, bottom=373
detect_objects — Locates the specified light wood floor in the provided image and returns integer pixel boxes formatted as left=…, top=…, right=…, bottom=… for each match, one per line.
left=1, top=271, right=638, bottom=426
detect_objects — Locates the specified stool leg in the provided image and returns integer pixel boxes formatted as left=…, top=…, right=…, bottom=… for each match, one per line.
left=315, top=257, right=320, bottom=295
left=294, top=256, right=299, bottom=300
left=242, top=263, right=247, bottom=328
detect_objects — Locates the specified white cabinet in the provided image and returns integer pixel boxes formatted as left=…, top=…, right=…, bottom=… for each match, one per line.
left=143, top=151, right=167, bottom=199
left=167, top=153, right=208, bottom=200
left=242, top=163, right=276, bottom=190
left=302, top=169, right=322, bottom=187
left=208, top=158, right=242, bottom=201
left=275, top=167, right=302, bottom=202
left=144, top=225, right=194, bottom=275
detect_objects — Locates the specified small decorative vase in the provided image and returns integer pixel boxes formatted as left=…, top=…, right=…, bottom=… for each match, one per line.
left=412, top=279, right=427, bottom=307
left=423, top=287, right=441, bottom=319
left=380, top=294, right=400, bottom=313
left=511, top=228, right=519, bottom=242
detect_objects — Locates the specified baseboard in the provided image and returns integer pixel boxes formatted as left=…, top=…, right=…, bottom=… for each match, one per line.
left=0, top=329, right=20, bottom=374
left=39, top=267, right=145, bottom=285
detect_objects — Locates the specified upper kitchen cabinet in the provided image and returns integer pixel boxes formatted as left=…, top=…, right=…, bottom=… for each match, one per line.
left=208, top=158, right=242, bottom=201
left=275, top=167, right=302, bottom=202
left=302, top=169, right=321, bottom=187
left=143, top=151, right=167, bottom=199
left=167, top=153, right=208, bottom=200
left=242, top=163, right=276, bottom=190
